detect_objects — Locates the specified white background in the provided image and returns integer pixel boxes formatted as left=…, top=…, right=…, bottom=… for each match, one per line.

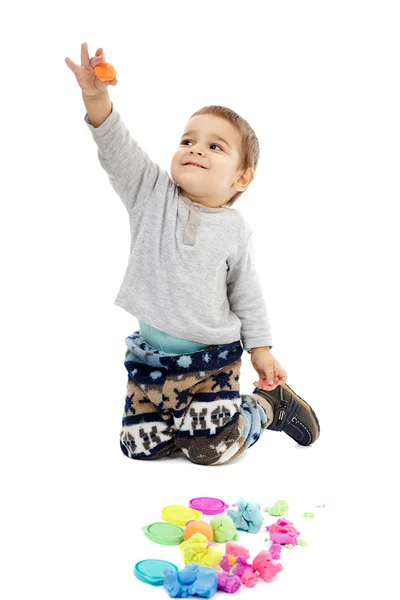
left=1, top=0, right=399, bottom=598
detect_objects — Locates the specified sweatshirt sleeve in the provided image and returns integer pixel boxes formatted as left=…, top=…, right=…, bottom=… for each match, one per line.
left=226, top=233, right=274, bottom=349
left=84, top=102, right=170, bottom=213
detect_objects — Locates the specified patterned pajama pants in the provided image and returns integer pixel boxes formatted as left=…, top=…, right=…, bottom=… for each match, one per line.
left=120, top=331, right=272, bottom=465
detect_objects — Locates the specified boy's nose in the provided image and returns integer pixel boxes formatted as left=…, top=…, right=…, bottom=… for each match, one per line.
left=190, top=148, right=205, bottom=156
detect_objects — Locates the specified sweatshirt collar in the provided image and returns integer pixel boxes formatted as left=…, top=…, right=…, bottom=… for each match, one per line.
left=178, top=191, right=228, bottom=213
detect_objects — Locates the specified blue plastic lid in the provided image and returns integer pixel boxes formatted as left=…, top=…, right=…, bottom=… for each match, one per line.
left=134, top=559, right=179, bottom=586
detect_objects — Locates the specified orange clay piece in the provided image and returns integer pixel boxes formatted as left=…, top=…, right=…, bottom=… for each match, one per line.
left=94, top=62, right=117, bottom=82
left=183, top=520, right=213, bottom=542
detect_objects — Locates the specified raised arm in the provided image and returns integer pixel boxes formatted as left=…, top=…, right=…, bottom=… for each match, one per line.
left=66, top=43, right=170, bottom=213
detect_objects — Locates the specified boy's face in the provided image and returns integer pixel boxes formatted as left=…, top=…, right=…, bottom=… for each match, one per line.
left=170, top=114, right=254, bottom=208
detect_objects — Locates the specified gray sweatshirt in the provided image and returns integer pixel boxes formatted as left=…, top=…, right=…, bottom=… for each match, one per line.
left=84, top=103, right=273, bottom=349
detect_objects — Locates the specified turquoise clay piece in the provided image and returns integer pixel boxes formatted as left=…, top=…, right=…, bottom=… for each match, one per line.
left=227, top=498, right=263, bottom=533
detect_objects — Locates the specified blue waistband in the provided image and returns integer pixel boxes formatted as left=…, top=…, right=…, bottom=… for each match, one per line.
left=124, top=330, right=243, bottom=373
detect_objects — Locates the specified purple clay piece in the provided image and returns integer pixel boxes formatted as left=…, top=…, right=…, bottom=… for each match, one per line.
left=231, top=556, right=254, bottom=579
left=217, top=572, right=242, bottom=593
left=269, top=543, right=282, bottom=560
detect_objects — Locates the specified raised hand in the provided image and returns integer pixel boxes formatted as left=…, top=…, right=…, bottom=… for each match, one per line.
left=65, top=42, right=118, bottom=97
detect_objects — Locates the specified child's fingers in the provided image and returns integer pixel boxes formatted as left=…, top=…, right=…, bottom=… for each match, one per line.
left=90, top=55, right=105, bottom=68
left=65, top=56, right=79, bottom=73
left=94, top=48, right=106, bottom=63
left=81, top=42, right=90, bottom=67
left=253, top=379, right=279, bottom=391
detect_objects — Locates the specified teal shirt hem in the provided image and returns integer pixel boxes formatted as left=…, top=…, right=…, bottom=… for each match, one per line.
left=138, top=319, right=210, bottom=354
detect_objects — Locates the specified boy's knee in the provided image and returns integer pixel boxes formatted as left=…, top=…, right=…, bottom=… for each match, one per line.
left=120, top=424, right=175, bottom=460
left=176, top=418, right=245, bottom=465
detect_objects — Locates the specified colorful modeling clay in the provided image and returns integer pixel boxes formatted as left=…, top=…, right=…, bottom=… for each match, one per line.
left=252, top=550, right=283, bottom=583
left=217, top=572, right=242, bottom=593
left=230, top=556, right=256, bottom=586
left=184, top=520, right=214, bottom=542
left=227, top=498, right=263, bottom=533
left=210, top=515, right=236, bottom=543
left=268, top=543, right=282, bottom=559
left=94, top=62, right=117, bottom=81
left=266, top=518, right=300, bottom=546
left=220, top=543, right=249, bottom=572
left=265, top=500, right=289, bottom=516
left=164, top=564, right=218, bottom=598
left=219, top=546, right=255, bottom=587
left=180, top=533, right=223, bottom=568
left=297, top=539, right=308, bottom=546
left=240, top=564, right=257, bottom=588
left=302, top=512, right=315, bottom=518
left=226, top=542, right=250, bottom=559
left=219, top=541, right=283, bottom=588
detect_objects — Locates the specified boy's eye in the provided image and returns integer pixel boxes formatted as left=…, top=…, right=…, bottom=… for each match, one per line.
left=181, top=139, right=223, bottom=151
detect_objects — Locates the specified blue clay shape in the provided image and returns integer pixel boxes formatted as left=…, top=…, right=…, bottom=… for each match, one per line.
left=164, top=563, right=218, bottom=598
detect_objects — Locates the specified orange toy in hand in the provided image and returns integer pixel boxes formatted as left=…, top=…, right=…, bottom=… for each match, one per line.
left=94, top=62, right=117, bottom=81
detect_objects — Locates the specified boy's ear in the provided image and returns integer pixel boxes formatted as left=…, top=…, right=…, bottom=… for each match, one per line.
left=234, top=167, right=255, bottom=192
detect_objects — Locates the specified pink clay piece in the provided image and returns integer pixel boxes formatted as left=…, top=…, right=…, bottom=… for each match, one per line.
left=266, top=518, right=300, bottom=546
left=225, top=542, right=250, bottom=559
left=253, top=550, right=283, bottom=583
left=241, top=568, right=257, bottom=588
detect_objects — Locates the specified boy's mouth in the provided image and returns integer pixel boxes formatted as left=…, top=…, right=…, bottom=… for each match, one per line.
left=183, top=161, right=208, bottom=169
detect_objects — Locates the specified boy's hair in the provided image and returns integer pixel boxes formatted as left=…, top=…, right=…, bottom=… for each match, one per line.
left=190, top=105, right=260, bottom=208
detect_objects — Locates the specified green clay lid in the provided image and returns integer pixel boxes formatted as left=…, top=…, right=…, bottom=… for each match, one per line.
left=142, top=522, right=184, bottom=545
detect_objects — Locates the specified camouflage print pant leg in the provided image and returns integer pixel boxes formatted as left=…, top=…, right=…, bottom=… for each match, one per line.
left=120, top=331, right=271, bottom=464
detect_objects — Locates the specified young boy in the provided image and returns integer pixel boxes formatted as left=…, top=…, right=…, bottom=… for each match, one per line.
left=66, top=43, right=320, bottom=465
